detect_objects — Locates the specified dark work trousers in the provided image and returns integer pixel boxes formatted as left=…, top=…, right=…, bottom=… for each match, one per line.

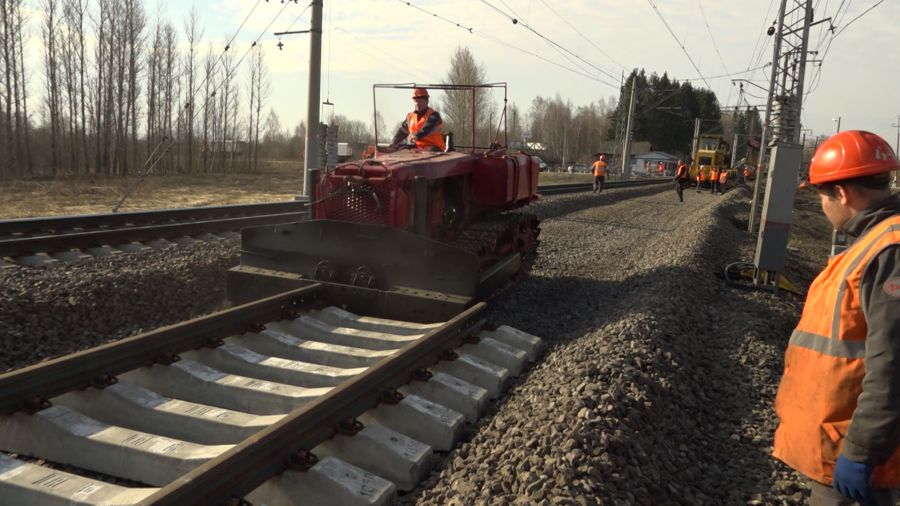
left=710, top=179, right=718, bottom=194
left=675, top=179, right=688, bottom=201
left=593, top=176, right=605, bottom=193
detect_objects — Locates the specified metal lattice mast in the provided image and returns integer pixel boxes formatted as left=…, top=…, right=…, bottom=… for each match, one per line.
left=748, top=0, right=814, bottom=233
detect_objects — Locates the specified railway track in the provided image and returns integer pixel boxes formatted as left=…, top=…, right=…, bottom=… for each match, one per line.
left=0, top=201, right=310, bottom=267
left=0, top=179, right=669, bottom=267
left=0, top=284, right=543, bottom=505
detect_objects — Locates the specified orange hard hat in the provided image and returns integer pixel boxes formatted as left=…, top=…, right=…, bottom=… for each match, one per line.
left=809, top=130, right=899, bottom=184
left=412, top=87, right=429, bottom=99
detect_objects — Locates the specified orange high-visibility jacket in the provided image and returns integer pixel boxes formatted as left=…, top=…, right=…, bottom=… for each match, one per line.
left=710, top=167, right=720, bottom=181
left=593, top=160, right=608, bottom=177
left=697, top=170, right=707, bottom=182
left=773, top=214, right=900, bottom=487
left=407, top=108, right=445, bottom=151
left=676, top=164, right=689, bottom=180
left=719, top=170, right=729, bottom=184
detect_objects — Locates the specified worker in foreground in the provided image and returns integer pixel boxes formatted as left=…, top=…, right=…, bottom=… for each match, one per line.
left=592, top=154, right=608, bottom=193
left=773, top=130, right=900, bottom=505
left=391, top=87, right=445, bottom=151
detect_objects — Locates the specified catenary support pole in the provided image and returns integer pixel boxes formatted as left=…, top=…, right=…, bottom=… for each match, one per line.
left=621, top=79, right=636, bottom=180
left=302, top=0, right=323, bottom=197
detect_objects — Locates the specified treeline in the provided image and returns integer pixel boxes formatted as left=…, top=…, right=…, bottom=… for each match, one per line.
left=0, top=0, right=306, bottom=180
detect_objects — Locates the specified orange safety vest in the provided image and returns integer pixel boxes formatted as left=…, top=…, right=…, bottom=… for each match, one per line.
left=719, top=169, right=729, bottom=184
left=773, top=215, right=900, bottom=487
left=710, top=168, right=720, bottom=181
left=593, top=160, right=608, bottom=177
left=743, top=167, right=751, bottom=177
left=697, top=169, right=707, bottom=182
left=407, top=108, right=445, bottom=151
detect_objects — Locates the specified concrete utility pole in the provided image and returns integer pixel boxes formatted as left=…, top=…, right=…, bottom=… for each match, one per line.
left=690, top=118, right=701, bottom=164
left=751, top=0, right=817, bottom=290
left=731, top=133, right=739, bottom=168
left=621, top=79, right=636, bottom=179
left=303, top=0, right=323, bottom=197
left=748, top=0, right=786, bottom=235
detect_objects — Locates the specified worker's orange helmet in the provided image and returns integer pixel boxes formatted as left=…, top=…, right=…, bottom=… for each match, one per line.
left=809, top=130, right=899, bottom=184
left=599, top=154, right=606, bottom=162
left=412, top=87, right=429, bottom=99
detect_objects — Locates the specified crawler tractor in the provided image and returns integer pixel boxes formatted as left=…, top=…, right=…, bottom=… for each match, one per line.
left=228, top=83, right=540, bottom=321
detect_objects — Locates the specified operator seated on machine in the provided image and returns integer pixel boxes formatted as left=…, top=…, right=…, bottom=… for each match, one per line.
left=390, top=87, right=446, bottom=152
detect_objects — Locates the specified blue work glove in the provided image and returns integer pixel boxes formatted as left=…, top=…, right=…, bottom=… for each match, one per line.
left=832, top=454, right=872, bottom=501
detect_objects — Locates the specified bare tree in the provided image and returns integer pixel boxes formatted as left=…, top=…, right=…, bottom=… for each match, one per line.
left=201, top=44, right=216, bottom=173
left=182, top=7, right=202, bottom=173
left=440, top=46, right=491, bottom=149
left=42, top=0, right=62, bottom=175
left=246, top=45, right=269, bottom=172
left=1, top=0, right=15, bottom=176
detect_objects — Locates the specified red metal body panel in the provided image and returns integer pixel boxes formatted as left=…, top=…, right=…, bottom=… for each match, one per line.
left=314, top=148, right=538, bottom=239
left=471, top=152, right=539, bottom=210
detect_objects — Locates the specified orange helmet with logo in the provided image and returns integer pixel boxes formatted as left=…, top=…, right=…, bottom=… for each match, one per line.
left=412, top=87, right=429, bottom=99
left=809, top=130, right=899, bottom=184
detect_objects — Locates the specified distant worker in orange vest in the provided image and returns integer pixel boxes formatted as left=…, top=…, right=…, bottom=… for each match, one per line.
left=773, top=130, right=900, bottom=505
left=717, top=167, right=729, bottom=194
left=592, top=154, right=608, bottom=193
left=674, top=159, right=690, bottom=202
left=709, top=166, right=721, bottom=194
left=696, top=165, right=708, bottom=192
left=391, top=87, right=446, bottom=152
left=658, top=161, right=665, bottom=177
left=743, top=166, right=753, bottom=183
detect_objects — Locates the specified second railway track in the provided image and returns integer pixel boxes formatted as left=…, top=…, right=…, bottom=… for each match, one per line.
left=0, top=179, right=669, bottom=268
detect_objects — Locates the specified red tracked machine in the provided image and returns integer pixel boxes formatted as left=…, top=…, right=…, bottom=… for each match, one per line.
left=228, top=83, right=540, bottom=321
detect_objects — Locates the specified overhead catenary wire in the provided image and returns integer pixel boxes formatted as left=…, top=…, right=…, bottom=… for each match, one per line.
left=696, top=0, right=729, bottom=74
left=536, top=0, right=626, bottom=70
left=645, top=0, right=713, bottom=90
left=393, top=0, right=619, bottom=88
left=477, top=0, right=622, bottom=83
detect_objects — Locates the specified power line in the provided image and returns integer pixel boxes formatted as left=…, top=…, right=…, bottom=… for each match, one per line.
left=332, top=27, right=432, bottom=83
left=536, top=0, right=626, bottom=70
left=477, top=0, right=622, bottom=83
left=696, top=0, right=728, bottom=74
left=393, top=0, right=619, bottom=88
left=645, top=0, right=712, bottom=90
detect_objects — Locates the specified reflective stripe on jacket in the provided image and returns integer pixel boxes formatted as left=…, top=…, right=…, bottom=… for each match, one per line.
left=593, top=161, right=608, bottom=177
left=407, top=108, right=445, bottom=151
left=773, top=214, right=900, bottom=487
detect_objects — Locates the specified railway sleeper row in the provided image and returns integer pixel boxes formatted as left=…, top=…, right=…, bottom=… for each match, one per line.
left=0, top=303, right=543, bottom=505
left=0, top=232, right=241, bottom=269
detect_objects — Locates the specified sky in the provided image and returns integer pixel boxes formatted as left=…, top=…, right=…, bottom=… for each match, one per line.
left=50, top=0, right=900, bottom=149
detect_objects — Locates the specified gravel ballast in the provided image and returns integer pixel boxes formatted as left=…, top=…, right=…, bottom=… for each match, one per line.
left=1, top=182, right=836, bottom=503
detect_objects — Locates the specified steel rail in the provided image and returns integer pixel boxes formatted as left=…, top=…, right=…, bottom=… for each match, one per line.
left=0, top=285, right=321, bottom=415
left=142, top=302, right=486, bottom=505
left=0, top=212, right=308, bottom=258
left=537, top=178, right=671, bottom=195
left=0, top=200, right=309, bottom=237
left=0, top=180, right=667, bottom=259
